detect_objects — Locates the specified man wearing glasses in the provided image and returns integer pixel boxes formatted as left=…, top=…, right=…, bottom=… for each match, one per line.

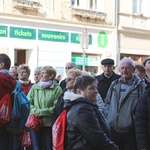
left=104, top=57, right=146, bottom=150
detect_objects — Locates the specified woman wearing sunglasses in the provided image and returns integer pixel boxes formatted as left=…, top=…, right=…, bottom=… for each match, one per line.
left=52, top=68, right=82, bottom=124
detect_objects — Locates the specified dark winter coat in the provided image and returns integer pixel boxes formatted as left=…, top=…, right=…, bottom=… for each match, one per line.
left=95, top=71, right=120, bottom=101
left=52, top=88, right=67, bottom=124
left=63, top=92, right=117, bottom=150
left=135, top=86, right=150, bottom=150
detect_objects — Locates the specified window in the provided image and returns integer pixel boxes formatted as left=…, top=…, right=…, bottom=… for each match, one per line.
left=132, top=0, right=150, bottom=16
left=72, top=0, right=105, bottom=12
left=90, top=0, right=97, bottom=10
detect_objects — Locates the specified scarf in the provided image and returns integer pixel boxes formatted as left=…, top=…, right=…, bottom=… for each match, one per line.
left=39, top=80, right=53, bottom=88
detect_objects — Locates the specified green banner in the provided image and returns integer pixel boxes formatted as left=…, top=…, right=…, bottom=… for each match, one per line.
left=0, top=26, right=8, bottom=37
left=97, top=31, right=108, bottom=48
left=72, top=54, right=99, bottom=66
left=10, top=27, right=36, bottom=39
left=71, top=33, right=92, bottom=45
left=38, top=30, right=69, bottom=42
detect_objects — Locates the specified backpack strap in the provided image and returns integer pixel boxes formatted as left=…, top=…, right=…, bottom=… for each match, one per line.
left=12, top=80, right=22, bottom=94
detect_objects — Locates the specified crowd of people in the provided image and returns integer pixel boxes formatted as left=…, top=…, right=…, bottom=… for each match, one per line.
left=0, top=53, right=150, bottom=150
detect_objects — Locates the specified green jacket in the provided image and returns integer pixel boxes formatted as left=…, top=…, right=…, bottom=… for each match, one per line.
left=27, top=81, right=62, bottom=126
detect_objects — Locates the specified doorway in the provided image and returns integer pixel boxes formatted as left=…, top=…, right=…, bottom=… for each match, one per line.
left=15, top=49, right=26, bottom=66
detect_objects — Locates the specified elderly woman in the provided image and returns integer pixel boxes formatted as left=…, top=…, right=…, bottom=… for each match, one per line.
left=27, top=66, right=62, bottom=150
left=52, top=68, right=105, bottom=124
left=34, top=66, right=42, bottom=83
left=18, top=64, right=34, bottom=95
left=52, top=68, right=82, bottom=124
left=63, top=75, right=118, bottom=150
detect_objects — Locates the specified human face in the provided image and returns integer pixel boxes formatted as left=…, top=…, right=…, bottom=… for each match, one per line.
left=145, top=60, right=150, bottom=72
left=65, top=63, right=73, bottom=73
left=102, top=65, right=114, bottom=76
left=65, top=74, right=75, bottom=90
left=18, top=69, right=29, bottom=81
left=40, top=70, right=53, bottom=82
left=34, top=71, right=41, bottom=83
left=119, top=61, right=135, bottom=82
left=10, top=68, right=18, bottom=78
left=79, top=82, right=98, bottom=102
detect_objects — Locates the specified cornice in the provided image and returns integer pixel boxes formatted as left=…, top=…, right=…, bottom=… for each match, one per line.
left=0, top=13, right=115, bottom=31
left=118, top=26, right=150, bottom=35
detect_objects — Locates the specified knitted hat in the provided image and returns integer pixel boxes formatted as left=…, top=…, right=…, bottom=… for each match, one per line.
left=142, top=58, right=150, bottom=66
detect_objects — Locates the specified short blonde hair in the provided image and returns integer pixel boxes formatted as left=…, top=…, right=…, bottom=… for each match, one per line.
left=41, top=66, right=56, bottom=80
left=67, top=68, right=83, bottom=78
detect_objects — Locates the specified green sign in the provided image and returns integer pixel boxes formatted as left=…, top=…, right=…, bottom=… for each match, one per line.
left=38, top=30, right=69, bottom=42
left=72, top=54, right=99, bottom=66
left=10, top=27, right=36, bottom=39
left=97, top=31, right=108, bottom=48
left=71, top=33, right=92, bottom=45
left=0, top=26, right=8, bottom=37
left=72, top=54, right=88, bottom=66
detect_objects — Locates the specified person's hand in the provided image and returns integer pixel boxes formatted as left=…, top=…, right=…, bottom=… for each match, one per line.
left=34, top=110, right=38, bottom=117
left=55, top=75, right=62, bottom=81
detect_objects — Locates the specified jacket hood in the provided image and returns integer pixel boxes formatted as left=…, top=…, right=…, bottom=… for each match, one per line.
left=130, top=74, right=143, bottom=88
left=63, top=91, right=83, bottom=101
left=0, top=72, right=16, bottom=99
left=64, top=91, right=97, bottom=110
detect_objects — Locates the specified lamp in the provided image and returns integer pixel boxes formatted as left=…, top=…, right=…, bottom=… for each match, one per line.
left=78, top=28, right=90, bottom=71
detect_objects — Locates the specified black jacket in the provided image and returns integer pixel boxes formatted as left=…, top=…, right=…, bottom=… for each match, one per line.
left=52, top=88, right=67, bottom=125
left=64, top=92, right=117, bottom=150
left=95, top=72, right=120, bottom=101
left=60, top=79, right=66, bottom=90
left=135, top=86, right=150, bottom=150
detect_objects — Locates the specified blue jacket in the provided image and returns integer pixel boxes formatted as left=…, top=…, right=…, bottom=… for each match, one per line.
left=135, top=86, right=150, bottom=150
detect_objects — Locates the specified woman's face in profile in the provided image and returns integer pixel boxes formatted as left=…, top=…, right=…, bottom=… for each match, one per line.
left=65, top=74, right=75, bottom=90
left=79, top=82, right=98, bottom=102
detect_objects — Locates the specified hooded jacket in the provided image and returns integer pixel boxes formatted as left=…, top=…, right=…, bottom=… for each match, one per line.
left=0, top=72, right=16, bottom=99
left=104, top=75, right=146, bottom=133
left=64, top=91, right=117, bottom=150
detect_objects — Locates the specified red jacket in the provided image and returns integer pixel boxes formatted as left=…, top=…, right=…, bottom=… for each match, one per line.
left=0, top=73, right=16, bottom=99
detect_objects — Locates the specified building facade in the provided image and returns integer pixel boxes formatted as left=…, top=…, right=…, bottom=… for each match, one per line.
left=0, top=0, right=150, bottom=81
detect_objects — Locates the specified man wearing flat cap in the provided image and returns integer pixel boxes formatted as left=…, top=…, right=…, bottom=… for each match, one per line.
left=95, top=58, right=120, bottom=101
left=142, top=58, right=150, bottom=85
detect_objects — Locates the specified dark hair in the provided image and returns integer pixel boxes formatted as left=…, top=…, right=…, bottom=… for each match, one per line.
left=135, top=64, right=146, bottom=74
left=0, top=53, right=11, bottom=70
left=73, top=75, right=98, bottom=93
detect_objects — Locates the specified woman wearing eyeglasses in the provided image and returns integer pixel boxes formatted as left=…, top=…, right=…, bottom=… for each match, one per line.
left=27, top=66, right=62, bottom=150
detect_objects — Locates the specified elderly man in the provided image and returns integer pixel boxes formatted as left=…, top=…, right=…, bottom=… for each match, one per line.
left=104, top=57, right=146, bottom=150
left=95, top=58, right=120, bottom=101
left=59, top=62, right=77, bottom=90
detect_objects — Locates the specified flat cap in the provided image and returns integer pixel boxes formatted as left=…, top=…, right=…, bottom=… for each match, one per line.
left=142, top=58, right=150, bottom=66
left=101, top=58, right=114, bottom=65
